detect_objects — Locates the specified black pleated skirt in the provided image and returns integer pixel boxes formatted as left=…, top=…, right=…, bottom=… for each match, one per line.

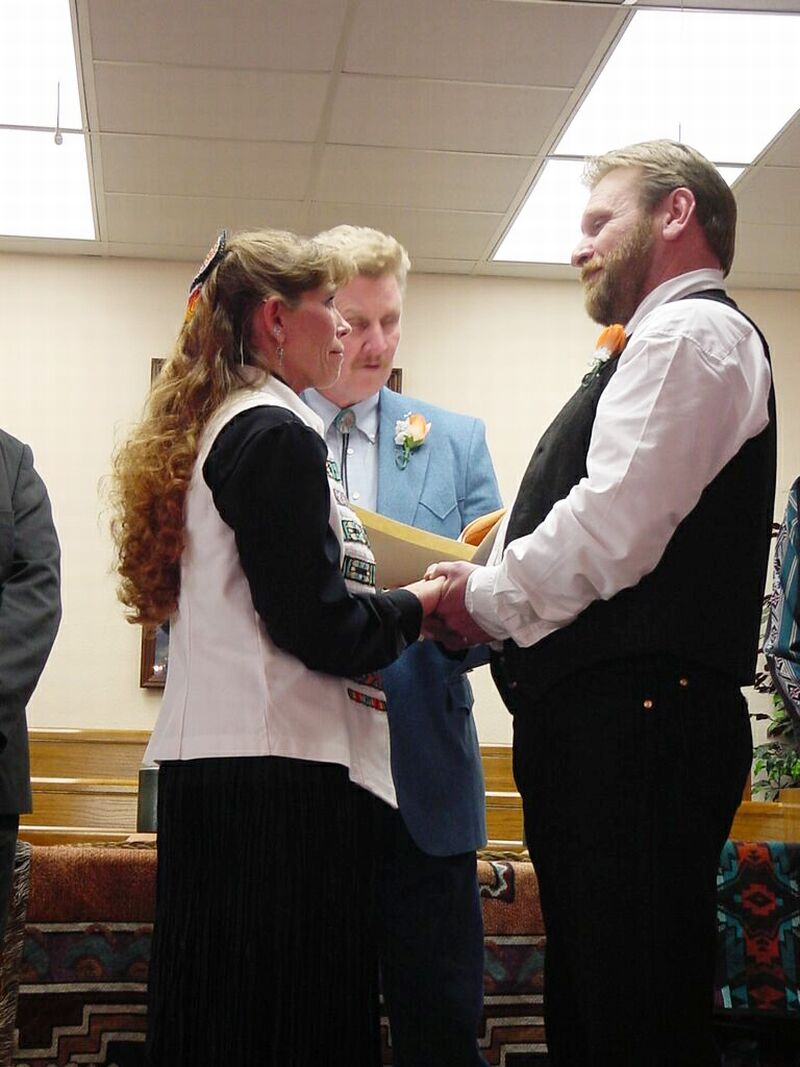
left=145, top=755, right=385, bottom=1067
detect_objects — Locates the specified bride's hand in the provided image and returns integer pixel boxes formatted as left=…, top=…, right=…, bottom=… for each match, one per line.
left=403, top=575, right=445, bottom=617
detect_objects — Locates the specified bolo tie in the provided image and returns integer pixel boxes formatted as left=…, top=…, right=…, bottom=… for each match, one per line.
left=333, top=407, right=356, bottom=499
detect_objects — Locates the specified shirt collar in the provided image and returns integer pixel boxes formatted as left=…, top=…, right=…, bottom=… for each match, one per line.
left=350, top=393, right=379, bottom=443
left=626, top=268, right=725, bottom=337
left=303, top=389, right=380, bottom=444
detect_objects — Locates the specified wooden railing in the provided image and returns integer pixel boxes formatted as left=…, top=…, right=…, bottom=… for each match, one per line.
left=22, top=729, right=149, bottom=845
left=22, top=730, right=800, bottom=848
left=481, top=744, right=524, bottom=847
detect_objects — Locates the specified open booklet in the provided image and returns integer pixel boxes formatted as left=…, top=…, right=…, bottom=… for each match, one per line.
left=352, top=505, right=505, bottom=589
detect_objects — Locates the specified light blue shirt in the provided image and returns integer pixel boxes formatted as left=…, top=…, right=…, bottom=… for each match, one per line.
left=304, top=390, right=380, bottom=511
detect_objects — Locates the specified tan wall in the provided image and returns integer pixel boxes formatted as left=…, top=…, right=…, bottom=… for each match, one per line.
left=1, top=252, right=798, bottom=743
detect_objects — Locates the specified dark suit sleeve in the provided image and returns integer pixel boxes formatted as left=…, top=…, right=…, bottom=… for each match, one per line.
left=203, top=407, right=421, bottom=676
left=0, top=440, right=62, bottom=747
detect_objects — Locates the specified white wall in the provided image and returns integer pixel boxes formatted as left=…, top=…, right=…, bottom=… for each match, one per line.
left=1, top=252, right=798, bottom=743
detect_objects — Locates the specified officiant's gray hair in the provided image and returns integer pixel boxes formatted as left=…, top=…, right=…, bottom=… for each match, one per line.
left=314, top=225, right=410, bottom=292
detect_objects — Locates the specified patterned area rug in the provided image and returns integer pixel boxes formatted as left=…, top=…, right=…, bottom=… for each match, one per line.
left=14, top=846, right=153, bottom=1067
left=13, top=849, right=546, bottom=1067
left=10, top=843, right=800, bottom=1066
left=476, top=859, right=547, bottom=1066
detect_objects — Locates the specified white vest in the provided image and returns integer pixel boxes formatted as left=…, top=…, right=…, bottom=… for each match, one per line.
left=144, top=377, right=396, bottom=806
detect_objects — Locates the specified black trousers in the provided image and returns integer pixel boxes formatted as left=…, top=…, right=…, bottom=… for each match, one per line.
left=376, top=806, right=487, bottom=1067
left=511, top=657, right=752, bottom=1067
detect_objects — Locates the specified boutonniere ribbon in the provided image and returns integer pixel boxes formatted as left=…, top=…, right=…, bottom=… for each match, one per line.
left=395, top=412, right=431, bottom=470
left=581, top=323, right=627, bottom=387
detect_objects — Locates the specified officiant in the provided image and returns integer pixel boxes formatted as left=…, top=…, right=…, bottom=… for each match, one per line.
left=304, top=225, right=501, bottom=1067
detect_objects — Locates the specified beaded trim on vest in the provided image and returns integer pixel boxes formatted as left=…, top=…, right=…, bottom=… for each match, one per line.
left=326, top=454, right=387, bottom=712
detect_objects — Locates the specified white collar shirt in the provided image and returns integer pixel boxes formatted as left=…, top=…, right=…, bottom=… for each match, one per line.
left=304, top=390, right=380, bottom=511
left=468, top=268, right=773, bottom=647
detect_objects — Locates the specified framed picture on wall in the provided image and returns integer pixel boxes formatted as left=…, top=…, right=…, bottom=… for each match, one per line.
left=138, top=359, right=403, bottom=687
left=140, top=623, right=169, bottom=688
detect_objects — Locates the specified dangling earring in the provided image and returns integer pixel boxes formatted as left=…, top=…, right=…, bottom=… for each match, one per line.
left=276, top=344, right=284, bottom=369
left=238, top=335, right=246, bottom=367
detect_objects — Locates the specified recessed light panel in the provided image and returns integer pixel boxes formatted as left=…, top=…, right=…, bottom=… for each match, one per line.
left=494, top=9, right=799, bottom=265
left=0, top=129, right=95, bottom=239
left=558, top=10, right=800, bottom=164
left=0, top=0, right=95, bottom=240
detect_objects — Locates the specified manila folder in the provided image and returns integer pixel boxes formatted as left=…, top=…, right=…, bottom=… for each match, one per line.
left=352, top=506, right=475, bottom=589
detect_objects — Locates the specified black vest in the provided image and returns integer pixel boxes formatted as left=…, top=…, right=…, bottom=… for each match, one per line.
left=492, top=291, right=777, bottom=706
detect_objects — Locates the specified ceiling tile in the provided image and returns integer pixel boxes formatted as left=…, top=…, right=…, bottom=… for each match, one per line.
left=98, top=135, right=315, bottom=200
left=3, top=0, right=798, bottom=288
left=106, top=242, right=204, bottom=262
left=329, top=75, right=571, bottom=155
left=316, top=145, right=532, bottom=212
left=93, top=64, right=328, bottom=141
left=733, top=222, right=800, bottom=275
left=87, top=0, right=349, bottom=71
left=408, top=258, right=481, bottom=274
left=104, top=193, right=306, bottom=246
left=345, top=0, right=619, bottom=87
left=761, top=117, right=800, bottom=166
left=736, top=166, right=800, bottom=226
left=644, top=0, right=800, bottom=9
left=308, top=203, right=502, bottom=260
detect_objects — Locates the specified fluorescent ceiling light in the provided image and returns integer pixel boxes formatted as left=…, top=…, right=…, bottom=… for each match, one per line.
left=0, top=0, right=82, bottom=128
left=495, top=160, right=586, bottom=264
left=0, top=129, right=95, bottom=239
left=558, top=11, right=800, bottom=164
left=494, top=9, right=799, bottom=265
left=0, top=0, right=95, bottom=240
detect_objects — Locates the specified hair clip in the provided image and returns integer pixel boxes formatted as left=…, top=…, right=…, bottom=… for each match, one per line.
left=184, top=231, right=227, bottom=323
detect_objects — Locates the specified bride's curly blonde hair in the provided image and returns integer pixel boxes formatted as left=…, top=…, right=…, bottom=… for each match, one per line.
left=109, top=228, right=352, bottom=625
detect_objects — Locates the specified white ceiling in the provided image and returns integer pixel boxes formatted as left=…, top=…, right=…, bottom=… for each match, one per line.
left=4, top=0, right=800, bottom=289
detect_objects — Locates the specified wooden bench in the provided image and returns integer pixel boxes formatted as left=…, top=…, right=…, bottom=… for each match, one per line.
left=24, top=731, right=526, bottom=848
left=22, top=729, right=149, bottom=845
left=24, top=730, right=800, bottom=848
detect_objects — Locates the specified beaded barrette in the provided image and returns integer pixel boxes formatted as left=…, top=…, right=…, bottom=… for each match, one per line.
left=184, top=231, right=227, bottom=324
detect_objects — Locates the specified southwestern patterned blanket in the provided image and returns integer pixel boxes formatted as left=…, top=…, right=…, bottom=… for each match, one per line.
left=4, top=842, right=797, bottom=1066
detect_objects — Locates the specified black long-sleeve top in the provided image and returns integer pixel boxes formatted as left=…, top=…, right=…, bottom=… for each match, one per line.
left=202, top=406, right=422, bottom=677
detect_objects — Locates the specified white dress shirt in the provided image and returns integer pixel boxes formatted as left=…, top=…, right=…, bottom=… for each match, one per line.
left=304, top=391, right=380, bottom=510
left=467, top=269, right=772, bottom=647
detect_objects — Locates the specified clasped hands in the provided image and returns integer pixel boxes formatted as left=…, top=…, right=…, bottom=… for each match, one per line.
left=403, top=561, right=493, bottom=650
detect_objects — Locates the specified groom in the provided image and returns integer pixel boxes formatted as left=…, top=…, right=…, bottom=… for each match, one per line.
left=305, top=226, right=501, bottom=1067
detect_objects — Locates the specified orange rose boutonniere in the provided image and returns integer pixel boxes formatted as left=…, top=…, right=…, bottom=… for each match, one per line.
left=395, top=412, right=431, bottom=470
left=581, top=323, right=627, bottom=387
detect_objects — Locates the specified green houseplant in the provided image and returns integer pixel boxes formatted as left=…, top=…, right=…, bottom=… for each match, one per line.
left=751, top=692, right=800, bottom=801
